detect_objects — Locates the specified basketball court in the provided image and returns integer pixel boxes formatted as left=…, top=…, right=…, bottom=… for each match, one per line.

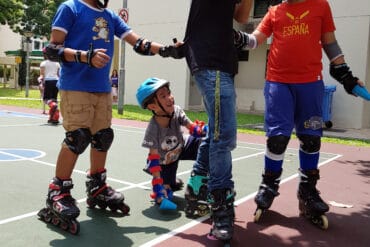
left=0, top=105, right=369, bottom=247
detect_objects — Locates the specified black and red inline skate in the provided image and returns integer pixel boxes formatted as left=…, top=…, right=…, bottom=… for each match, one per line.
left=85, top=169, right=130, bottom=214
left=38, top=177, right=80, bottom=234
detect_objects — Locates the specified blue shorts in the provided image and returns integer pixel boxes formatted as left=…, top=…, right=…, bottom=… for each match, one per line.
left=264, top=80, right=324, bottom=137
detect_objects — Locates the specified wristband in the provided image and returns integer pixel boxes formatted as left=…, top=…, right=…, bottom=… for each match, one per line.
left=74, top=50, right=82, bottom=63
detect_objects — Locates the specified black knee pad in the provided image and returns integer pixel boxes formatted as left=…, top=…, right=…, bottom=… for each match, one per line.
left=64, top=128, right=91, bottom=154
left=267, top=135, right=290, bottom=155
left=91, top=128, right=114, bottom=152
left=298, top=134, right=321, bottom=153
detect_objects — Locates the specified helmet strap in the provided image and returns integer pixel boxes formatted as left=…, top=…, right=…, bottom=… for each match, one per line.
left=152, top=96, right=173, bottom=118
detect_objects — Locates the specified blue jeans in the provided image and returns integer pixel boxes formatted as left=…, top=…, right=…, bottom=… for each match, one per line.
left=192, top=70, right=237, bottom=191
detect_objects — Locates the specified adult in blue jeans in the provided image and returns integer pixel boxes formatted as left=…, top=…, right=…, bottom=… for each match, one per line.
left=160, top=0, right=253, bottom=242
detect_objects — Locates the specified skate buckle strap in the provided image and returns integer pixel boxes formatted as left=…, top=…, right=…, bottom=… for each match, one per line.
left=53, top=193, right=71, bottom=201
left=260, top=183, right=280, bottom=196
left=49, top=183, right=61, bottom=190
left=152, top=177, right=163, bottom=186
left=91, top=184, right=108, bottom=198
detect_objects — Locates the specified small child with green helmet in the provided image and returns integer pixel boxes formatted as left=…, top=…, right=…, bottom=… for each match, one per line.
left=136, top=77, right=207, bottom=210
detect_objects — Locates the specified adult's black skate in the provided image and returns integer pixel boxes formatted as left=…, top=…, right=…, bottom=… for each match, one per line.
left=254, top=169, right=282, bottom=222
left=184, top=173, right=209, bottom=218
left=37, top=177, right=80, bottom=234
left=207, top=189, right=235, bottom=246
left=86, top=169, right=130, bottom=215
left=297, top=169, right=329, bottom=229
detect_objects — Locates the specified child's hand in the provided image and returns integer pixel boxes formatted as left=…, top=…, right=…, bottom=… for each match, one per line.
left=190, top=120, right=208, bottom=138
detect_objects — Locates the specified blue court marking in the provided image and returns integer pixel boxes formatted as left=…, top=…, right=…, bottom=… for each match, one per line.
left=0, top=110, right=45, bottom=119
left=0, top=148, right=45, bottom=161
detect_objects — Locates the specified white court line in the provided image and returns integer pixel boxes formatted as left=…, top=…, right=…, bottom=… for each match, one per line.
left=139, top=153, right=342, bottom=247
left=0, top=147, right=341, bottom=227
left=0, top=151, right=266, bottom=226
left=0, top=112, right=343, bottom=234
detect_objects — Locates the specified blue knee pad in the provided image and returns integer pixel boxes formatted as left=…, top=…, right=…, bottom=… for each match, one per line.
left=91, top=128, right=114, bottom=152
left=64, top=128, right=91, bottom=154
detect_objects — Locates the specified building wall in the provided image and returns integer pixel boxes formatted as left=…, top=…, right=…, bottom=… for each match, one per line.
left=1, top=0, right=369, bottom=129
left=232, top=0, right=370, bottom=128
left=0, top=25, right=21, bottom=56
left=324, top=0, right=370, bottom=128
left=110, top=0, right=190, bottom=109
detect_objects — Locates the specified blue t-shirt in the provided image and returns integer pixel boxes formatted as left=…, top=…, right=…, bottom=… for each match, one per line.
left=52, top=0, right=132, bottom=92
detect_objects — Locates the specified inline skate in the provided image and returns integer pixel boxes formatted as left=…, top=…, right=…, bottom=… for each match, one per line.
left=86, top=169, right=130, bottom=214
left=207, top=189, right=235, bottom=246
left=254, top=170, right=282, bottom=222
left=47, top=100, right=60, bottom=125
left=171, top=177, right=184, bottom=192
left=184, top=173, right=209, bottom=217
left=37, top=177, right=80, bottom=234
left=297, top=169, right=329, bottom=229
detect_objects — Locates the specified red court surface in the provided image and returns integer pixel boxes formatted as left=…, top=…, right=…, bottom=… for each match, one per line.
left=151, top=135, right=370, bottom=247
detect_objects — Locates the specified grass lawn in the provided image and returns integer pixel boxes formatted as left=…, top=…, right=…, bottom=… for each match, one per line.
left=1, top=87, right=369, bottom=146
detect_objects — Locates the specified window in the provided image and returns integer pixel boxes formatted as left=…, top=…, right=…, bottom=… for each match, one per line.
left=253, top=0, right=282, bottom=18
left=33, top=40, right=41, bottom=51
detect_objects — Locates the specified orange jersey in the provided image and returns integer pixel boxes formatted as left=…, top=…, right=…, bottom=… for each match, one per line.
left=257, top=0, right=336, bottom=83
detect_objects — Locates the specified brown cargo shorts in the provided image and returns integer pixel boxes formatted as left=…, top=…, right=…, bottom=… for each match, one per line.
left=60, top=90, right=112, bottom=135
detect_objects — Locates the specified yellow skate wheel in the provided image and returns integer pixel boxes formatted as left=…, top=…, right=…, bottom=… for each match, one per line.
left=320, top=215, right=329, bottom=230
left=254, top=208, right=263, bottom=222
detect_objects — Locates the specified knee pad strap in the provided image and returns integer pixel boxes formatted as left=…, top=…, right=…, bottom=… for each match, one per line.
left=267, top=135, right=290, bottom=155
left=64, top=128, right=91, bottom=154
left=91, top=128, right=114, bottom=152
left=298, top=134, right=321, bottom=153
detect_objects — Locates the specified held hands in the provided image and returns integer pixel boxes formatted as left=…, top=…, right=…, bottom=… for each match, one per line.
left=190, top=120, right=208, bottom=138
left=159, top=38, right=185, bottom=59
left=233, top=29, right=257, bottom=50
left=234, top=29, right=247, bottom=50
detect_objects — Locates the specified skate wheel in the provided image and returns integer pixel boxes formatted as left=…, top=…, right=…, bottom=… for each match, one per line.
left=207, top=233, right=218, bottom=241
left=198, top=209, right=209, bottom=217
left=319, top=215, right=329, bottom=230
left=254, top=208, right=263, bottom=222
left=118, top=204, right=130, bottom=215
left=197, top=205, right=209, bottom=217
left=51, top=216, right=60, bottom=226
left=109, top=204, right=118, bottom=212
left=44, top=214, right=52, bottom=223
left=184, top=206, right=195, bottom=218
left=86, top=198, right=96, bottom=209
left=223, top=242, right=231, bottom=247
left=68, top=220, right=80, bottom=235
left=60, top=221, right=69, bottom=230
left=97, top=202, right=107, bottom=210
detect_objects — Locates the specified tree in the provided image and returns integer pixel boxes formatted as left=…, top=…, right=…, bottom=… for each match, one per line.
left=0, top=0, right=24, bottom=27
left=5, top=0, right=64, bottom=39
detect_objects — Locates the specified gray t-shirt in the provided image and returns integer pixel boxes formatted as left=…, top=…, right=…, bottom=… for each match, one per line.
left=142, top=105, right=191, bottom=165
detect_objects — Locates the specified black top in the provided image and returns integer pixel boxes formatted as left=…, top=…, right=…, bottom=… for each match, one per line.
left=183, top=0, right=239, bottom=75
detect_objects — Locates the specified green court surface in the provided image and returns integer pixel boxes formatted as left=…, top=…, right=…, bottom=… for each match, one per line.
left=0, top=109, right=340, bottom=247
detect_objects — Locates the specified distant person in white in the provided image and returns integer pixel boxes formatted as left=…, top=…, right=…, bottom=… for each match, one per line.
left=39, top=48, right=60, bottom=111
